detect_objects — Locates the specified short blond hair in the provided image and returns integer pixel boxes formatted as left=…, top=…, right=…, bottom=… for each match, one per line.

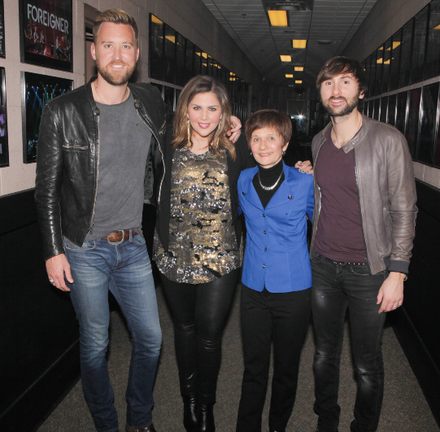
left=93, top=9, right=139, bottom=46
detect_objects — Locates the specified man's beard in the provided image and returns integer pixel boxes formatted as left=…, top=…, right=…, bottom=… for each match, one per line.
left=324, top=93, right=360, bottom=117
left=96, top=60, right=135, bottom=86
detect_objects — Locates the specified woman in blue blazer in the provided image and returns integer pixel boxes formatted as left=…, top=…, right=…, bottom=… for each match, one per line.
left=236, top=110, right=314, bottom=432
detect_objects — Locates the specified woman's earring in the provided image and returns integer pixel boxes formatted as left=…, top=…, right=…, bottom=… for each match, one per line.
left=282, top=150, right=286, bottom=156
left=250, top=151, right=254, bottom=157
left=187, top=119, right=191, bottom=147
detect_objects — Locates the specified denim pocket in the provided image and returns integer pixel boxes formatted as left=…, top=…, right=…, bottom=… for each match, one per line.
left=131, top=234, right=146, bottom=247
left=349, top=264, right=384, bottom=277
left=64, top=239, right=97, bottom=252
left=310, top=250, right=323, bottom=265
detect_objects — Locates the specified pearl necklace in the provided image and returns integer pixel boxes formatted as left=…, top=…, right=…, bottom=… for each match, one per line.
left=257, top=169, right=283, bottom=191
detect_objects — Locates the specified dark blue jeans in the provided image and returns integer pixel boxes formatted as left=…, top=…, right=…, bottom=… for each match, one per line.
left=311, top=251, right=387, bottom=432
left=65, top=234, right=162, bottom=432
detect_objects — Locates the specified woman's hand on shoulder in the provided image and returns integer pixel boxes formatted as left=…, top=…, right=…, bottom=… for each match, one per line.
left=227, top=115, right=242, bottom=143
left=295, top=160, right=313, bottom=174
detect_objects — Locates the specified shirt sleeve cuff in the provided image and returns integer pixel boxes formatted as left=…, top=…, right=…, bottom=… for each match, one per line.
left=387, top=259, right=409, bottom=275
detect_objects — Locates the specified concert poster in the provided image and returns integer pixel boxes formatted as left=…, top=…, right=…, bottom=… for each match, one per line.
left=19, top=0, right=72, bottom=71
left=22, top=72, right=73, bottom=163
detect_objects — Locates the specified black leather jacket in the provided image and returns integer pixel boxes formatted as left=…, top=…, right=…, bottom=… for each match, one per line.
left=35, top=77, right=166, bottom=261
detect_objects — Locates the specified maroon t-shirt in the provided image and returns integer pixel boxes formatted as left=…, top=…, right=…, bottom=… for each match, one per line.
left=314, top=127, right=367, bottom=263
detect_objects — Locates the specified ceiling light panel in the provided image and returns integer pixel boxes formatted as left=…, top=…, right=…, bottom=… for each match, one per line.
left=292, top=39, right=307, bottom=48
left=268, top=10, right=288, bottom=26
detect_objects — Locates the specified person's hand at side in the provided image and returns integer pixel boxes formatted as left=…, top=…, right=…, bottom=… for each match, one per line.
left=377, top=272, right=405, bottom=313
left=46, top=253, right=74, bottom=292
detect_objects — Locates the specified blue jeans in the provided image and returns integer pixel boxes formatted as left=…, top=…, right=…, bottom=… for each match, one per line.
left=311, top=251, right=387, bottom=432
left=65, top=234, right=162, bottom=432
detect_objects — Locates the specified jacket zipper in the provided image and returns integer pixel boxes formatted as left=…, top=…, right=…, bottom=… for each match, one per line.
left=353, top=148, right=370, bottom=266
left=88, top=107, right=100, bottom=236
left=311, top=137, right=324, bottom=247
left=134, top=100, right=166, bottom=205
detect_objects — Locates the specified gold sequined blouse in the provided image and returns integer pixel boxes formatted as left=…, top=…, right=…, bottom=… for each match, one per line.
left=154, top=148, right=240, bottom=284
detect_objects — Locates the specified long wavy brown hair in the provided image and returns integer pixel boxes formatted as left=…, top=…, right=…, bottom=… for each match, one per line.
left=173, top=75, right=236, bottom=160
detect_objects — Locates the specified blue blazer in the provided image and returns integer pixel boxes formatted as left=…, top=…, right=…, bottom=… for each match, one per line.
left=238, top=162, right=314, bottom=293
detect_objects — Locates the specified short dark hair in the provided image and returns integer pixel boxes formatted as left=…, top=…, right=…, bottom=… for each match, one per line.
left=93, top=9, right=139, bottom=47
left=316, top=56, right=367, bottom=94
left=245, top=109, right=292, bottom=145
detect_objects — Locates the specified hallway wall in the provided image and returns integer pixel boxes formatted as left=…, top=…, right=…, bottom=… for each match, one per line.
left=343, top=0, right=440, bottom=189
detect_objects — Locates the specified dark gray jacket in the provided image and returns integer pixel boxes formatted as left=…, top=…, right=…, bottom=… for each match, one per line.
left=311, top=115, right=417, bottom=275
left=35, top=77, right=166, bottom=261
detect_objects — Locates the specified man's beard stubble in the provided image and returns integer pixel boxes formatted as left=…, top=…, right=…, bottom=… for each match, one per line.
left=96, top=60, right=136, bottom=86
left=324, top=93, right=360, bottom=117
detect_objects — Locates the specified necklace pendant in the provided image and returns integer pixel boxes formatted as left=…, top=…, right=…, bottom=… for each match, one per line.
left=258, top=170, right=283, bottom=191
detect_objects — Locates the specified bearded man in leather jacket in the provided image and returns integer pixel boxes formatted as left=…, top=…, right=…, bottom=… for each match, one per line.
left=35, top=10, right=165, bottom=432
left=310, top=57, right=417, bottom=432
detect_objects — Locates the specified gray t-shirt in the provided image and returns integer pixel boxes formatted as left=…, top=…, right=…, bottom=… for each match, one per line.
left=85, top=93, right=152, bottom=241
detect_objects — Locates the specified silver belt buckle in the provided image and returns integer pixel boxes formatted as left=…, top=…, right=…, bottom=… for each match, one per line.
left=107, top=230, right=125, bottom=245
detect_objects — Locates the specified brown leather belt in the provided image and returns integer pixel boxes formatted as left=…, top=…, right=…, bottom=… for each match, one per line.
left=102, top=229, right=137, bottom=244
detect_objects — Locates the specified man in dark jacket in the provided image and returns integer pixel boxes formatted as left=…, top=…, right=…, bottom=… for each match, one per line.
left=310, top=57, right=417, bottom=432
left=35, top=10, right=165, bottom=432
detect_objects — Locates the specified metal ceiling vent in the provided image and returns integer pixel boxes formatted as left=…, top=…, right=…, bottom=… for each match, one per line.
left=263, top=0, right=314, bottom=12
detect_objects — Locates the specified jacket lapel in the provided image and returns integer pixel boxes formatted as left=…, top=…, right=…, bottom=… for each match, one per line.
left=265, top=164, right=299, bottom=210
left=242, top=167, right=264, bottom=210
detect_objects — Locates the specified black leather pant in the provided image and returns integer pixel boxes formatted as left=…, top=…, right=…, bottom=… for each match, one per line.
left=160, top=269, right=239, bottom=405
left=311, top=252, right=386, bottom=432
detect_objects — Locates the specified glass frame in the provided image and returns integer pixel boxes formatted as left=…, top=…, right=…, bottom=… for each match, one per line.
left=405, top=88, right=422, bottom=157
left=411, top=6, right=429, bottom=84
left=0, top=67, right=8, bottom=167
left=149, top=15, right=165, bottom=81
left=22, top=72, right=73, bottom=163
left=0, top=0, right=5, bottom=58
left=417, top=83, right=440, bottom=165
left=19, top=0, right=73, bottom=72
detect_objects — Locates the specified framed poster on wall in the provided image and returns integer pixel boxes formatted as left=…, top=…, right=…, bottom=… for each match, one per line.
left=19, top=0, right=72, bottom=71
left=0, top=67, right=8, bottom=167
left=0, top=0, right=5, bottom=58
left=22, top=72, right=73, bottom=163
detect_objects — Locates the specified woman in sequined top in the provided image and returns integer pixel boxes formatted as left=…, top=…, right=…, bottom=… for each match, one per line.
left=153, top=75, right=252, bottom=432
